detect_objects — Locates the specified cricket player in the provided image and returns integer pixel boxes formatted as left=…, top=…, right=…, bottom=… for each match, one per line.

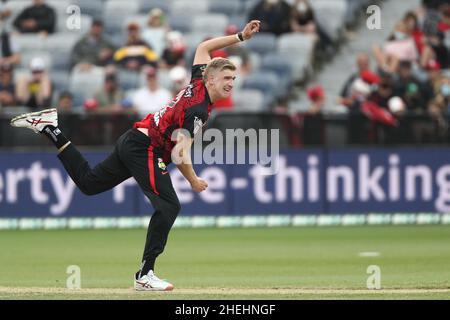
left=10, top=20, right=261, bottom=291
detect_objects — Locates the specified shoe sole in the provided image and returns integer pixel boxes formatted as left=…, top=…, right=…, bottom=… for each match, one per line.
left=10, top=108, right=57, bottom=127
left=134, top=284, right=174, bottom=292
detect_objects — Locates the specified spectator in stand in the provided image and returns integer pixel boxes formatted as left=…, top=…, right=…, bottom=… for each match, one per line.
left=367, top=75, right=395, bottom=110
left=93, top=71, right=125, bottom=113
left=131, top=66, right=171, bottom=118
left=70, top=20, right=116, bottom=69
left=57, top=91, right=74, bottom=113
left=223, top=25, right=252, bottom=76
left=404, top=11, right=426, bottom=56
left=373, top=13, right=424, bottom=74
left=306, top=85, right=325, bottom=115
left=301, top=85, right=325, bottom=145
left=421, top=0, right=446, bottom=36
left=422, top=31, right=450, bottom=69
left=437, top=4, right=450, bottom=33
left=428, top=74, right=450, bottom=141
left=114, top=22, right=159, bottom=72
left=429, top=74, right=450, bottom=116
left=160, top=31, right=187, bottom=70
left=393, top=60, right=432, bottom=114
left=0, top=3, right=21, bottom=67
left=290, top=0, right=334, bottom=51
left=338, top=53, right=371, bottom=105
left=15, top=57, right=52, bottom=110
left=424, top=59, right=444, bottom=94
left=248, top=0, right=291, bottom=36
left=13, top=0, right=56, bottom=35
left=0, top=63, right=16, bottom=107
left=142, top=8, right=169, bottom=57
left=0, top=31, right=21, bottom=67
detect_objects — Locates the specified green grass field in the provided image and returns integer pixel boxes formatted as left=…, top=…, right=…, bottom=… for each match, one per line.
left=0, top=225, right=449, bottom=300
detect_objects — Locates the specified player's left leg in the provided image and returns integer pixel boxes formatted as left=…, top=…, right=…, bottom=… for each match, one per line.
left=10, top=108, right=132, bottom=195
left=116, top=128, right=180, bottom=291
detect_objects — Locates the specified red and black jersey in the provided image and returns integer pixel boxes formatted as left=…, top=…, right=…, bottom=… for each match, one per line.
left=134, top=64, right=212, bottom=163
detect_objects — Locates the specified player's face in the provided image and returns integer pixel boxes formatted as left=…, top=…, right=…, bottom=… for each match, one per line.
left=212, top=69, right=236, bottom=100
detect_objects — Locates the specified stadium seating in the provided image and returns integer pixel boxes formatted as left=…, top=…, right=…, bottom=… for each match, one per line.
left=260, top=54, right=293, bottom=98
left=208, top=0, right=242, bottom=16
left=192, top=14, right=229, bottom=35
left=50, top=70, right=71, bottom=94
left=0, top=0, right=375, bottom=117
left=20, top=51, right=53, bottom=70
left=244, top=33, right=277, bottom=56
left=136, top=0, right=170, bottom=14
left=171, top=0, right=209, bottom=15
left=168, top=14, right=192, bottom=33
left=310, top=0, right=348, bottom=41
left=122, top=14, right=149, bottom=32
left=103, top=0, right=140, bottom=35
left=233, top=89, right=265, bottom=111
left=70, top=0, right=103, bottom=19
left=117, top=70, right=142, bottom=92
left=69, top=66, right=106, bottom=103
left=242, top=71, right=280, bottom=108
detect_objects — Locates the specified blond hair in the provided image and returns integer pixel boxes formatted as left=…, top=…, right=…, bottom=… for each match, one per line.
left=203, top=58, right=236, bottom=82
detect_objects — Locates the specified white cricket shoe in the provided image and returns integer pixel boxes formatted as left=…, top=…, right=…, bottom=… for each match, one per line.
left=10, top=108, right=58, bottom=133
left=134, top=271, right=174, bottom=291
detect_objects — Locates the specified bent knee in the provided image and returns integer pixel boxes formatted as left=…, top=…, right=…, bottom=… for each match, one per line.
left=79, top=184, right=101, bottom=196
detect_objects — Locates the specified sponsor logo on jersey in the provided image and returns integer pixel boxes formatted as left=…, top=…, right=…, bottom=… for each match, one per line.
left=193, top=117, right=203, bottom=135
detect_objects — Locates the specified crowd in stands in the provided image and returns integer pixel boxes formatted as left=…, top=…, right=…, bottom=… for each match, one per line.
left=303, top=0, right=450, bottom=144
left=2, top=0, right=449, bottom=146
left=0, top=0, right=346, bottom=118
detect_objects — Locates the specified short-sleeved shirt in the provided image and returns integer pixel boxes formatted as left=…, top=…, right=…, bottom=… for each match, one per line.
left=134, top=64, right=212, bottom=163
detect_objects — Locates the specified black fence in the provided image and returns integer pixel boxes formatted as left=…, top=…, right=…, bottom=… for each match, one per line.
left=0, top=110, right=449, bottom=149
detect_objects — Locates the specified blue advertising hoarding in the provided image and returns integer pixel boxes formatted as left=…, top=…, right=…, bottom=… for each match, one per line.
left=1, top=148, right=450, bottom=217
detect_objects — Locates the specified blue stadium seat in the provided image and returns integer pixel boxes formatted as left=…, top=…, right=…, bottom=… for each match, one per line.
left=70, top=0, right=103, bottom=19
left=310, top=0, right=348, bottom=41
left=20, top=51, right=53, bottom=70
left=242, top=71, right=279, bottom=107
left=277, top=33, right=316, bottom=80
left=244, top=33, right=277, bottom=56
left=103, top=0, right=139, bottom=35
left=168, top=14, right=192, bottom=33
left=208, top=0, right=242, bottom=16
left=12, top=34, right=46, bottom=52
left=51, top=71, right=71, bottom=92
left=137, top=0, right=170, bottom=14
left=118, top=70, right=141, bottom=91
left=233, top=89, right=266, bottom=111
left=260, top=54, right=293, bottom=98
left=69, top=66, right=105, bottom=101
left=192, top=14, right=229, bottom=35
left=122, top=15, right=149, bottom=32
left=171, top=0, right=209, bottom=15
left=228, top=14, right=247, bottom=30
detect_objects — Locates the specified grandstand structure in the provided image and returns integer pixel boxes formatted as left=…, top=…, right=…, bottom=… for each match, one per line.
left=1, top=0, right=449, bottom=148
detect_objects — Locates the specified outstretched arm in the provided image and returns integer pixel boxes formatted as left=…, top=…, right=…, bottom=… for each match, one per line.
left=193, top=20, right=261, bottom=66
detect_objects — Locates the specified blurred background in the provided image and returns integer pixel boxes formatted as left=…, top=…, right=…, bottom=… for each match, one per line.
left=1, top=0, right=450, bottom=221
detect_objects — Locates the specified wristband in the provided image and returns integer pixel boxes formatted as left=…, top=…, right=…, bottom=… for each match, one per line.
left=236, top=32, right=244, bottom=42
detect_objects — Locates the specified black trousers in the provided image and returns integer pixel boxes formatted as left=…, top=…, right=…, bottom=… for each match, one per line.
left=57, top=128, right=180, bottom=272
